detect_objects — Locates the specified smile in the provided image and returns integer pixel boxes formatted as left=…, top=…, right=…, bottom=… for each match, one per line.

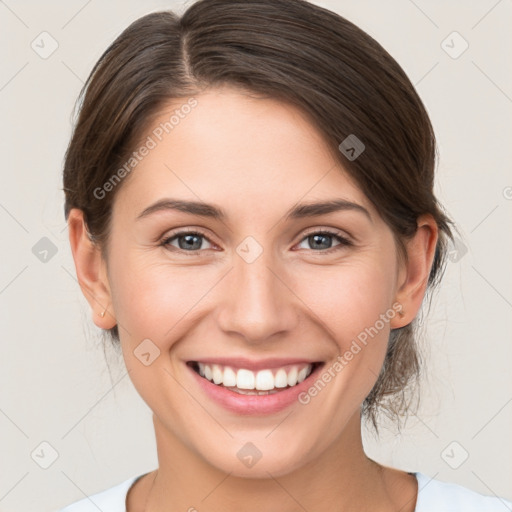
left=189, top=361, right=318, bottom=395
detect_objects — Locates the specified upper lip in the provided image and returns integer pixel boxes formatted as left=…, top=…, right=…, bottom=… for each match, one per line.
left=187, top=357, right=321, bottom=371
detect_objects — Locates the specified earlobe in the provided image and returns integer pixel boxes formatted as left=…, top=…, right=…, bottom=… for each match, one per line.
left=67, top=208, right=117, bottom=329
left=390, top=214, right=439, bottom=329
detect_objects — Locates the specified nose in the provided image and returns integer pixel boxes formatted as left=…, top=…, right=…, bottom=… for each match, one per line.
left=216, top=247, right=299, bottom=344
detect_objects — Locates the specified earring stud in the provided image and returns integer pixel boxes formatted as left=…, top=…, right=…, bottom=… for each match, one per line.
left=100, top=307, right=107, bottom=318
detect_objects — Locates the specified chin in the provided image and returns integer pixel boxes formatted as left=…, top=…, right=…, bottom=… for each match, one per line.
left=195, top=434, right=315, bottom=479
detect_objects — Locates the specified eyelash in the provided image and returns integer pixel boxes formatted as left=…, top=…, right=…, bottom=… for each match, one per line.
left=159, top=228, right=353, bottom=256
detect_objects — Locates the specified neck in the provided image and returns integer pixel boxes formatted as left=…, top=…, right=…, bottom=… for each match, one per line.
left=141, top=412, right=417, bottom=512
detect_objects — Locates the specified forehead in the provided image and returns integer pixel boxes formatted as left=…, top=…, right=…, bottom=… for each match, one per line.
left=114, top=86, right=375, bottom=221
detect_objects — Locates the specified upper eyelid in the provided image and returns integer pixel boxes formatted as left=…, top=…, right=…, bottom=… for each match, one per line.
left=299, top=227, right=351, bottom=239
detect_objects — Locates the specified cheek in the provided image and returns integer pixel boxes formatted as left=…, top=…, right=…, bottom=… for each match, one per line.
left=108, top=249, right=219, bottom=348
left=292, top=256, right=397, bottom=347
left=288, top=259, right=398, bottom=441
left=291, top=255, right=398, bottom=412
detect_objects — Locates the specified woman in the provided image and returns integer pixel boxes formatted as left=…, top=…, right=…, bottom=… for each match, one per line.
left=58, top=0, right=511, bottom=510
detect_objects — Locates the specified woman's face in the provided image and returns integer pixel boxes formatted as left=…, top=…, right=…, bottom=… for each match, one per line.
left=96, top=86, right=414, bottom=477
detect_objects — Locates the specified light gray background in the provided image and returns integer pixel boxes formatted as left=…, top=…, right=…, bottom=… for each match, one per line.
left=1, top=1, right=511, bottom=510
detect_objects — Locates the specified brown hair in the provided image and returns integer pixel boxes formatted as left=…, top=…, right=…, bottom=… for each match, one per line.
left=63, top=0, right=457, bottom=428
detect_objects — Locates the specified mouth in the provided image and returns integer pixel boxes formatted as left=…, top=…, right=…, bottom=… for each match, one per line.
left=187, top=360, right=323, bottom=396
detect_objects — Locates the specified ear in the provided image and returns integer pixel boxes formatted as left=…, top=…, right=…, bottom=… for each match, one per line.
left=67, top=208, right=117, bottom=329
left=390, top=214, right=439, bottom=329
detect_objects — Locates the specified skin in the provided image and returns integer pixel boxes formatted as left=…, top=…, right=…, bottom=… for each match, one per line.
left=68, top=85, right=438, bottom=511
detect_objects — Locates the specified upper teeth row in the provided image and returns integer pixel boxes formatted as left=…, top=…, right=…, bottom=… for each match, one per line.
left=197, top=363, right=313, bottom=391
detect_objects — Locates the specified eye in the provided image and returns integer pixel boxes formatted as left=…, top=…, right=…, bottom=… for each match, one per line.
left=295, top=230, right=352, bottom=253
left=161, top=230, right=214, bottom=253
left=160, top=228, right=352, bottom=255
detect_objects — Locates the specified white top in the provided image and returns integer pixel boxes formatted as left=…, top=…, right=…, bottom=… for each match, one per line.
left=56, top=472, right=512, bottom=512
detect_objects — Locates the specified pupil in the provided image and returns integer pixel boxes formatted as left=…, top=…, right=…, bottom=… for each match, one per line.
left=180, top=234, right=201, bottom=250
left=311, top=234, right=331, bottom=249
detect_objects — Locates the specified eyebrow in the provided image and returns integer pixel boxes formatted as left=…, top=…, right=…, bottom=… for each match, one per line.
left=136, top=198, right=372, bottom=223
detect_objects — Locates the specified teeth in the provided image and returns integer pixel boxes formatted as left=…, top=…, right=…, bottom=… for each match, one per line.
left=212, top=364, right=223, bottom=385
left=195, top=363, right=314, bottom=392
left=274, top=369, right=288, bottom=388
left=287, top=367, right=298, bottom=387
left=223, top=366, right=237, bottom=387
left=255, top=370, right=274, bottom=391
left=231, top=388, right=280, bottom=396
left=297, top=367, right=309, bottom=383
left=237, top=369, right=255, bottom=389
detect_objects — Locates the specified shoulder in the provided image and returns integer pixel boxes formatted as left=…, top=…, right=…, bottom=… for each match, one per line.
left=414, top=472, right=512, bottom=512
left=55, top=474, right=143, bottom=512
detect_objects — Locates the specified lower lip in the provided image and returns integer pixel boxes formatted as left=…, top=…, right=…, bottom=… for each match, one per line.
left=187, top=363, right=324, bottom=415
